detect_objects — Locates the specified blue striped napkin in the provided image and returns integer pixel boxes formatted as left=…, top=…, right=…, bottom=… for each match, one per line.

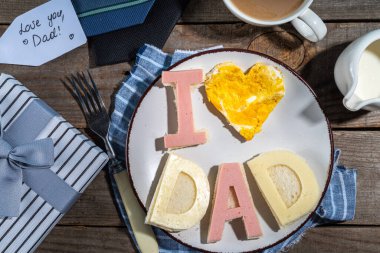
left=108, top=44, right=357, bottom=253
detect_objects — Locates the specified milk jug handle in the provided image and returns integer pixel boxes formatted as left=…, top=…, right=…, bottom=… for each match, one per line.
left=291, top=8, right=327, bottom=42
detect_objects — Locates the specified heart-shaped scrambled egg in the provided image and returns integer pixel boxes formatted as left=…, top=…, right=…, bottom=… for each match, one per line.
left=204, top=62, right=285, bottom=141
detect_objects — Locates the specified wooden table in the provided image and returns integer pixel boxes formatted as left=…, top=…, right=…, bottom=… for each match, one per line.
left=1, top=0, right=380, bottom=252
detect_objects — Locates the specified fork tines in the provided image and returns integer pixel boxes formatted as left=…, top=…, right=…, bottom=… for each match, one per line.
left=64, top=71, right=107, bottom=119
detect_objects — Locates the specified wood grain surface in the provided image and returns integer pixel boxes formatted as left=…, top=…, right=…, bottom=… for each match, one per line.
left=2, top=0, right=380, bottom=24
left=58, top=131, right=380, bottom=228
left=2, top=22, right=380, bottom=129
left=35, top=226, right=380, bottom=253
left=1, top=0, right=379, bottom=252
left=181, top=0, right=380, bottom=22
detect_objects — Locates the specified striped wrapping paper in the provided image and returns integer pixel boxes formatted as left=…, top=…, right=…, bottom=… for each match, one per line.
left=0, top=73, right=109, bottom=253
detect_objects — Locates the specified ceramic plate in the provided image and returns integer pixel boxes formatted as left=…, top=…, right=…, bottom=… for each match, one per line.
left=127, top=49, right=333, bottom=252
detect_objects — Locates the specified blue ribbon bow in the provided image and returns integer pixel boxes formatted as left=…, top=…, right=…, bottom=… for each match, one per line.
left=0, top=99, right=81, bottom=218
left=0, top=138, right=55, bottom=217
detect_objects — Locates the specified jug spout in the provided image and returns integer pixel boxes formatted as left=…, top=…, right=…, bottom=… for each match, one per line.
left=343, top=94, right=363, bottom=111
left=335, top=29, right=380, bottom=112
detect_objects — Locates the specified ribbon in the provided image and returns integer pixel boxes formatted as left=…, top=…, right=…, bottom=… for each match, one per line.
left=0, top=99, right=80, bottom=217
left=0, top=138, right=54, bottom=216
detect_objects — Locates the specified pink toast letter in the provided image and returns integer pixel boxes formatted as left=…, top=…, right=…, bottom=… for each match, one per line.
left=162, top=70, right=207, bottom=149
left=207, top=163, right=262, bottom=243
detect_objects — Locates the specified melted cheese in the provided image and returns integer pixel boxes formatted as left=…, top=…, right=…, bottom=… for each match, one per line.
left=247, top=150, right=320, bottom=226
left=146, top=153, right=210, bottom=232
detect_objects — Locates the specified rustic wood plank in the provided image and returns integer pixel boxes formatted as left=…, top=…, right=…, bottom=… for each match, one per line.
left=2, top=23, right=380, bottom=129
left=0, top=25, right=130, bottom=129
left=2, top=0, right=380, bottom=24
left=36, top=226, right=380, bottom=253
left=0, top=0, right=45, bottom=24
left=181, top=0, right=380, bottom=23
left=58, top=131, right=380, bottom=226
left=164, top=22, right=380, bottom=128
left=36, top=226, right=135, bottom=253
left=288, top=226, right=380, bottom=253
left=334, top=131, right=380, bottom=225
left=62, top=170, right=123, bottom=227
left=6, top=57, right=129, bottom=129
left=2, top=23, right=380, bottom=128
left=1, top=2, right=378, bottom=252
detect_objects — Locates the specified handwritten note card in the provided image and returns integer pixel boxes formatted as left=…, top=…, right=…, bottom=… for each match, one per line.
left=0, top=0, right=87, bottom=66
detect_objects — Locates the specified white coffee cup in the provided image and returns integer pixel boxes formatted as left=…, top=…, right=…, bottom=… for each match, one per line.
left=223, top=0, right=327, bottom=42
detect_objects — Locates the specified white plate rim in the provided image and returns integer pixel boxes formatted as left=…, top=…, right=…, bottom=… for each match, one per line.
left=125, top=48, right=334, bottom=253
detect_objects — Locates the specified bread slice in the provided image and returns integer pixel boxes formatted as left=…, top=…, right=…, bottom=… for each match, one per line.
left=268, top=165, right=301, bottom=208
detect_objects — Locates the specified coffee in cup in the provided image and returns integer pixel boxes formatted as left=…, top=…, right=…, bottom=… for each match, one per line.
left=223, top=0, right=327, bottom=42
left=230, top=0, right=304, bottom=21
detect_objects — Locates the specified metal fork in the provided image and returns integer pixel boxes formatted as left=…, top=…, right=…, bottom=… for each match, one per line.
left=64, top=71, right=159, bottom=253
left=63, top=71, right=119, bottom=166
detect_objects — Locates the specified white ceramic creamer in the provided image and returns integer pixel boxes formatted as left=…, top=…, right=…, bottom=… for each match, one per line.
left=335, top=29, right=380, bottom=111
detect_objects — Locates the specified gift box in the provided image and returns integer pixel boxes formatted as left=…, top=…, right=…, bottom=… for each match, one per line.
left=0, top=73, right=109, bottom=253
